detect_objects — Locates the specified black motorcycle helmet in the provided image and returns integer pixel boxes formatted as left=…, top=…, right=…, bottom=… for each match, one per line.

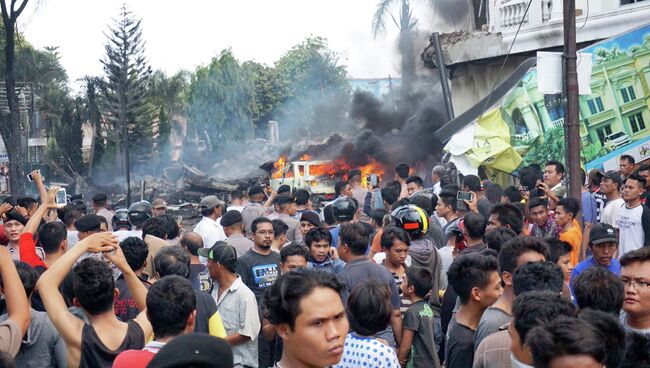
left=127, top=201, right=152, bottom=227
left=391, top=204, right=429, bottom=238
left=112, top=208, right=132, bottom=230
left=330, top=197, right=357, bottom=223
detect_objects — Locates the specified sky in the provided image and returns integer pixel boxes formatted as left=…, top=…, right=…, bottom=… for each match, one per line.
left=17, top=0, right=436, bottom=91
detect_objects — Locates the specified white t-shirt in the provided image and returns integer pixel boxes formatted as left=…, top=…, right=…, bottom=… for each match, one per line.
left=616, top=203, right=650, bottom=258
left=602, top=198, right=625, bottom=228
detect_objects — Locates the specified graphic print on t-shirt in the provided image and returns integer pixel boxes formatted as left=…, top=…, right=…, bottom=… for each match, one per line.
left=252, top=264, right=280, bottom=288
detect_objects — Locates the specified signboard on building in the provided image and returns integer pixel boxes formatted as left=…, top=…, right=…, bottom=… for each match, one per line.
left=444, top=23, right=650, bottom=174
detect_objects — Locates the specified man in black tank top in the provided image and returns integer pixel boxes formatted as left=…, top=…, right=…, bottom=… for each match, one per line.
left=37, top=232, right=153, bottom=367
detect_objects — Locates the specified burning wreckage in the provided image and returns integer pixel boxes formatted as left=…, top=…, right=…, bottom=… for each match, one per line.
left=101, top=88, right=449, bottom=223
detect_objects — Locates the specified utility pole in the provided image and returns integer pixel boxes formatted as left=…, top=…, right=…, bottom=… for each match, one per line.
left=563, top=0, right=581, bottom=200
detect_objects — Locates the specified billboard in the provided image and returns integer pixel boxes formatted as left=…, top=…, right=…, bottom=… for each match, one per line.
left=443, top=23, right=650, bottom=174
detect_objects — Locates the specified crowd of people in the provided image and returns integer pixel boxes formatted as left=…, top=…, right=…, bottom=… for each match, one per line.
left=0, top=156, right=648, bottom=368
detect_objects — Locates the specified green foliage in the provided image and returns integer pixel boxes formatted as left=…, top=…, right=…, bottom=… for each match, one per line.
left=45, top=97, right=84, bottom=176
left=99, top=5, right=153, bottom=158
left=147, top=70, right=190, bottom=156
left=522, top=126, right=565, bottom=167
left=594, top=46, right=628, bottom=64
left=275, top=36, right=349, bottom=100
left=273, top=36, right=350, bottom=137
left=242, top=61, right=288, bottom=130
left=188, top=49, right=255, bottom=151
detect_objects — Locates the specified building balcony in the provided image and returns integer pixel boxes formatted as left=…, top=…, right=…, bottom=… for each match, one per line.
left=586, top=108, right=616, bottom=127
left=620, top=97, right=647, bottom=115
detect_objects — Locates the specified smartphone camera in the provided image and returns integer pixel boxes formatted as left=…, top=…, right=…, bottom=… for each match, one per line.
left=55, top=188, right=67, bottom=205
left=456, top=191, right=474, bottom=201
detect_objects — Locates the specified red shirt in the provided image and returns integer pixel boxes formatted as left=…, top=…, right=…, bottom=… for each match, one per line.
left=19, top=232, right=46, bottom=269
left=112, top=349, right=156, bottom=368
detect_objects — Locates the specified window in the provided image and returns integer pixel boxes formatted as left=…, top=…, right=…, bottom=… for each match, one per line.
left=621, top=0, right=648, bottom=4
left=629, top=113, right=646, bottom=134
left=596, top=125, right=613, bottom=145
left=587, top=96, right=605, bottom=115
left=621, top=86, right=637, bottom=103
left=544, top=94, right=565, bottom=121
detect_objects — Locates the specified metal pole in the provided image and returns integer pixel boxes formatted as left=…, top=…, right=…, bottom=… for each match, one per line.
left=433, top=32, right=455, bottom=120
left=563, top=0, right=581, bottom=201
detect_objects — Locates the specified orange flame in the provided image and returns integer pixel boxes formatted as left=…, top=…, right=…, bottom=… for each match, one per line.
left=271, top=154, right=385, bottom=186
left=271, top=155, right=288, bottom=179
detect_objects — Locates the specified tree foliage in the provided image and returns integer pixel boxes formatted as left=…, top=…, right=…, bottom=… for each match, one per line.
left=372, top=0, right=418, bottom=95
left=147, top=69, right=189, bottom=153
left=99, top=5, right=153, bottom=162
left=188, top=49, right=255, bottom=151
left=274, top=36, right=350, bottom=137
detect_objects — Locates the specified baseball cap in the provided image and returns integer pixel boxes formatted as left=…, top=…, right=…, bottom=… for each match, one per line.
left=152, top=198, right=167, bottom=209
left=198, top=241, right=238, bottom=266
left=199, top=196, right=225, bottom=210
left=220, top=210, right=242, bottom=227
left=300, top=210, right=321, bottom=227
left=147, top=333, right=233, bottom=368
left=589, top=223, right=618, bottom=245
left=596, top=170, right=622, bottom=188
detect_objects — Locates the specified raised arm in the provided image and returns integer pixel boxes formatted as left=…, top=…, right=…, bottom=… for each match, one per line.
left=20, top=187, right=59, bottom=269
left=36, top=232, right=117, bottom=348
left=105, top=245, right=152, bottom=338
left=23, top=186, right=58, bottom=235
left=30, top=170, right=48, bottom=205
left=0, top=246, right=30, bottom=336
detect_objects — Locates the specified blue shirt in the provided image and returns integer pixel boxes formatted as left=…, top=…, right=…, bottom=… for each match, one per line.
left=330, top=225, right=340, bottom=248
left=307, top=255, right=346, bottom=274
left=570, top=257, right=621, bottom=289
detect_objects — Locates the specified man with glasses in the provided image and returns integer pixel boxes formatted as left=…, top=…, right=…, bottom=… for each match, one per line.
left=620, top=246, right=650, bottom=335
left=235, top=217, right=281, bottom=367
left=570, top=223, right=621, bottom=290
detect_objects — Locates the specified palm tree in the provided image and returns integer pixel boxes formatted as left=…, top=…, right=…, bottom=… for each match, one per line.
left=372, top=0, right=418, bottom=97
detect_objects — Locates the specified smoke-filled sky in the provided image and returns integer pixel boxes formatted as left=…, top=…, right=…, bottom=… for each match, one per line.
left=19, top=0, right=436, bottom=90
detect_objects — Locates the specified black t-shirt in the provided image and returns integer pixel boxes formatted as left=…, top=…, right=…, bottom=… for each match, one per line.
left=445, top=317, right=476, bottom=368
left=236, top=249, right=281, bottom=306
left=404, top=300, right=441, bottom=368
left=80, top=320, right=145, bottom=368
left=189, top=263, right=208, bottom=291
left=193, top=290, right=218, bottom=334
left=114, top=275, right=151, bottom=322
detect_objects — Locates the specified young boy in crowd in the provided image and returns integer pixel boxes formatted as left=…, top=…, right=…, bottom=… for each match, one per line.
left=445, top=254, right=502, bottom=368
left=335, top=281, right=400, bottom=368
left=379, top=226, right=411, bottom=315
left=398, top=266, right=441, bottom=368
left=305, top=227, right=345, bottom=274
left=279, top=243, right=309, bottom=273
left=555, top=197, right=582, bottom=266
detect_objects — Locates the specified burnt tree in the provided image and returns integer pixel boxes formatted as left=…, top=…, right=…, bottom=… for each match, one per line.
left=0, top=0, right=29, bottom=194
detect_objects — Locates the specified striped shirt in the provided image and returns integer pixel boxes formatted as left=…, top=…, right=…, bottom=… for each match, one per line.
left=382, top=262, right=412, bottom=315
